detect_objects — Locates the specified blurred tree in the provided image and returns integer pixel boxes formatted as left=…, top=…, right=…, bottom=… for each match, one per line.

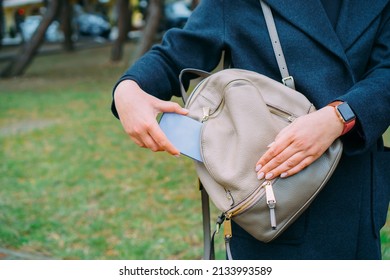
left=191, top=0, right=200, bottom=10
left=1, top=0, right=63, bottom=78
left=79, top=0, right=94, bottom=13
left=132, top=0, right=164, bottom=62
left=111, top=0, right=132, bottom=62
left=61, top=0, right=74, bottom=51
left=0, top=0, right=3, bottom=49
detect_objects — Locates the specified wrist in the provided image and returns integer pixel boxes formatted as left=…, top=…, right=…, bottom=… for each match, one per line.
left=327, top=101, right=356, bottom=136
left=114, top=80, right=141, bottom=100
left=323, top=106, right=344, bottom=137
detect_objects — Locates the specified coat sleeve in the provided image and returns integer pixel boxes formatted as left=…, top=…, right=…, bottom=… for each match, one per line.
left=111, top=0, right=225, bottom=118
left=338, top=4, right=390, bottom=154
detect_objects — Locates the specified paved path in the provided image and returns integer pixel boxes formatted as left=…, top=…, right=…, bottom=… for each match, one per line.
left=0, top=247, right=53, bottom=260
left=0, top=38, right=111, bottom=62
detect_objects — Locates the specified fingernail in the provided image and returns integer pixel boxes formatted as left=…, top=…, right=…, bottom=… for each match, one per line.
left=267, top=142, right=275, bottom=148
left=257, top=172, right=265, bottom=180
left=255, top=165, right=262, bottom=172
left=280, top=172, right=288, bottom=178
left=174, top=154, right=181, bottom=158
left=265, top=173, right=273, bottom=180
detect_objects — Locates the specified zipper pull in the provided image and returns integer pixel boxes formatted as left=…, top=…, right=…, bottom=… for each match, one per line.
left=215, top=213, right=225, bottom=234
left=264, top=181, right=277, bottom=230
left=224, top=214, right=232, bottom=239
left=201, top=107, right=210, bottom=122
left=225, top=189, right=234, bottom=206
left=224, top=214, right=234, bottom=260
left=287, top=115, right=296, bottom=122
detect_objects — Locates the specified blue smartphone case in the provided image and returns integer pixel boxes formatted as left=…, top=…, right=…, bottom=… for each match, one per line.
left=159, top=113, right=203, bottom=162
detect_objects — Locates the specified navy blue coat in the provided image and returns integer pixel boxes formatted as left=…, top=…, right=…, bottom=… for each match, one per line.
left=112, top=0, right=390, bottom=259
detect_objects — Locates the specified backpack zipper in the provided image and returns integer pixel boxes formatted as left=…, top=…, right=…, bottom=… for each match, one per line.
left=223, top=180, right=277, bottom=239
left=201, top=104, right=295, bottom=123
left=184, top=79, right=207, bottom=109
left=201, top=107, right=210, bottom=122
left=267, top=105, right=296, bottom=122
left=201, top=98, right=225, bottom=122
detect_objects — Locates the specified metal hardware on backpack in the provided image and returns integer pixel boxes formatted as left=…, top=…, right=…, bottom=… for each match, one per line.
left=179, top=0, right=343, bottom=259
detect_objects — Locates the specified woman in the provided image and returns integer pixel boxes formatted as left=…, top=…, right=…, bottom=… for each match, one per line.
left=111, top=0, right=390, bottom=259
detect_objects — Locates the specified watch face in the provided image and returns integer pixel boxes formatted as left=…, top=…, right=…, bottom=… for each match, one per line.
left=337, top=102, right=355, bottom=122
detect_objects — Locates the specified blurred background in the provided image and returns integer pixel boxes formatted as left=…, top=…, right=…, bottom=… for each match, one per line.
left=0, top=0, right=389, bottom=260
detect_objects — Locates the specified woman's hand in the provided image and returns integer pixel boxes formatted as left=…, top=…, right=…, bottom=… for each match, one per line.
left=114, top=80, right=188, bottom=155
left=255, top=106, right=344, bottom=180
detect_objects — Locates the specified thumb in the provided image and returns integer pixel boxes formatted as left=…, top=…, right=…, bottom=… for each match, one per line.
left=156, top=100, right=189, bottom=115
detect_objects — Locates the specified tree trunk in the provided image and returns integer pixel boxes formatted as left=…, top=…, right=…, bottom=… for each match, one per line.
left=131, top=0, right=163, bottom=62
left=110, top=0, right=132, bottom=62
left=61, top=0, right=74, bottom=52
left=0, top=0, right=4, bottom=49
left=191, top=0, right=200, bottom=10
left=1, top=0, right=63, bottom=78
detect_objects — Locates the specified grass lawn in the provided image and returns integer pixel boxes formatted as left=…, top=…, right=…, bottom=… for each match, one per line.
left=0, top=44, right=389, bottom=260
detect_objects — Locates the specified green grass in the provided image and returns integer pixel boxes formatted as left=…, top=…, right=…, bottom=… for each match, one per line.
left=0, top=45, right=214, bottom=259
left=0, top=44, right=389, bottom=260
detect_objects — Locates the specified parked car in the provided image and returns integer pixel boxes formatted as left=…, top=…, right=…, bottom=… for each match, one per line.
left=19, top=15, right=63, bottom=42
left=164, top=0, right=192, bottom=29
left=72, top=4, right=111, bottom=40
left=75, top=12, right=111, bottom=39
left=138, top=0, right=192, bottom=31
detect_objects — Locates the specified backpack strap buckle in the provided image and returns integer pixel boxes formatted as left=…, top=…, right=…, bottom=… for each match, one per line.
left=282, top=76, right=295, bottom=90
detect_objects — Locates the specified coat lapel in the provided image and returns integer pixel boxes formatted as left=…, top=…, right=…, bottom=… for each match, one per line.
left=264, top=0, right=347, bottom=63
left=336, top=0, right=389, bottom=50
left=263, top=0, right=389, bottom=62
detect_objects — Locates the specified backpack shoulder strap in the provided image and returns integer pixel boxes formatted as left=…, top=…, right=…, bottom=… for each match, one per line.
left=200, top=0, right=296, bottom=260
left=260, top=0, right=295, bottom=89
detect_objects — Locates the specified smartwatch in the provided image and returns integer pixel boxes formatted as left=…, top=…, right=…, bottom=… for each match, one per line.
left=328, top=101, right=356, bottom=135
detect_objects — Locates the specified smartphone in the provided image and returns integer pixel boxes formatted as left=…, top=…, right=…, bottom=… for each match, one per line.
left=159, top=112, right=203, bottom=162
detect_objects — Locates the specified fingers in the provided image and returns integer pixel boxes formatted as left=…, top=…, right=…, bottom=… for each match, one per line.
left=148, top=122, right=180, bottom=155
left=256, top=145, right=298, bottom=180
left=132, top=130, right=162, bottom=152
left=114, top=82, right=186, bottom=156
left=256, top=140, right=304, bottom=180
left=257, top=151, right=315, bottom=180
left=139, top=99, right=188, bottom=155
left=130, top=129, right=180, bottom=155
left=278, top=156, right=315, bottom=177
left=156, top=100, right=189, bottom=116
left=255, top=116, right=325, bottom=180
left=128, top=118, right=180, bottom=155
left=134, top=100, right=188, bottom=154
